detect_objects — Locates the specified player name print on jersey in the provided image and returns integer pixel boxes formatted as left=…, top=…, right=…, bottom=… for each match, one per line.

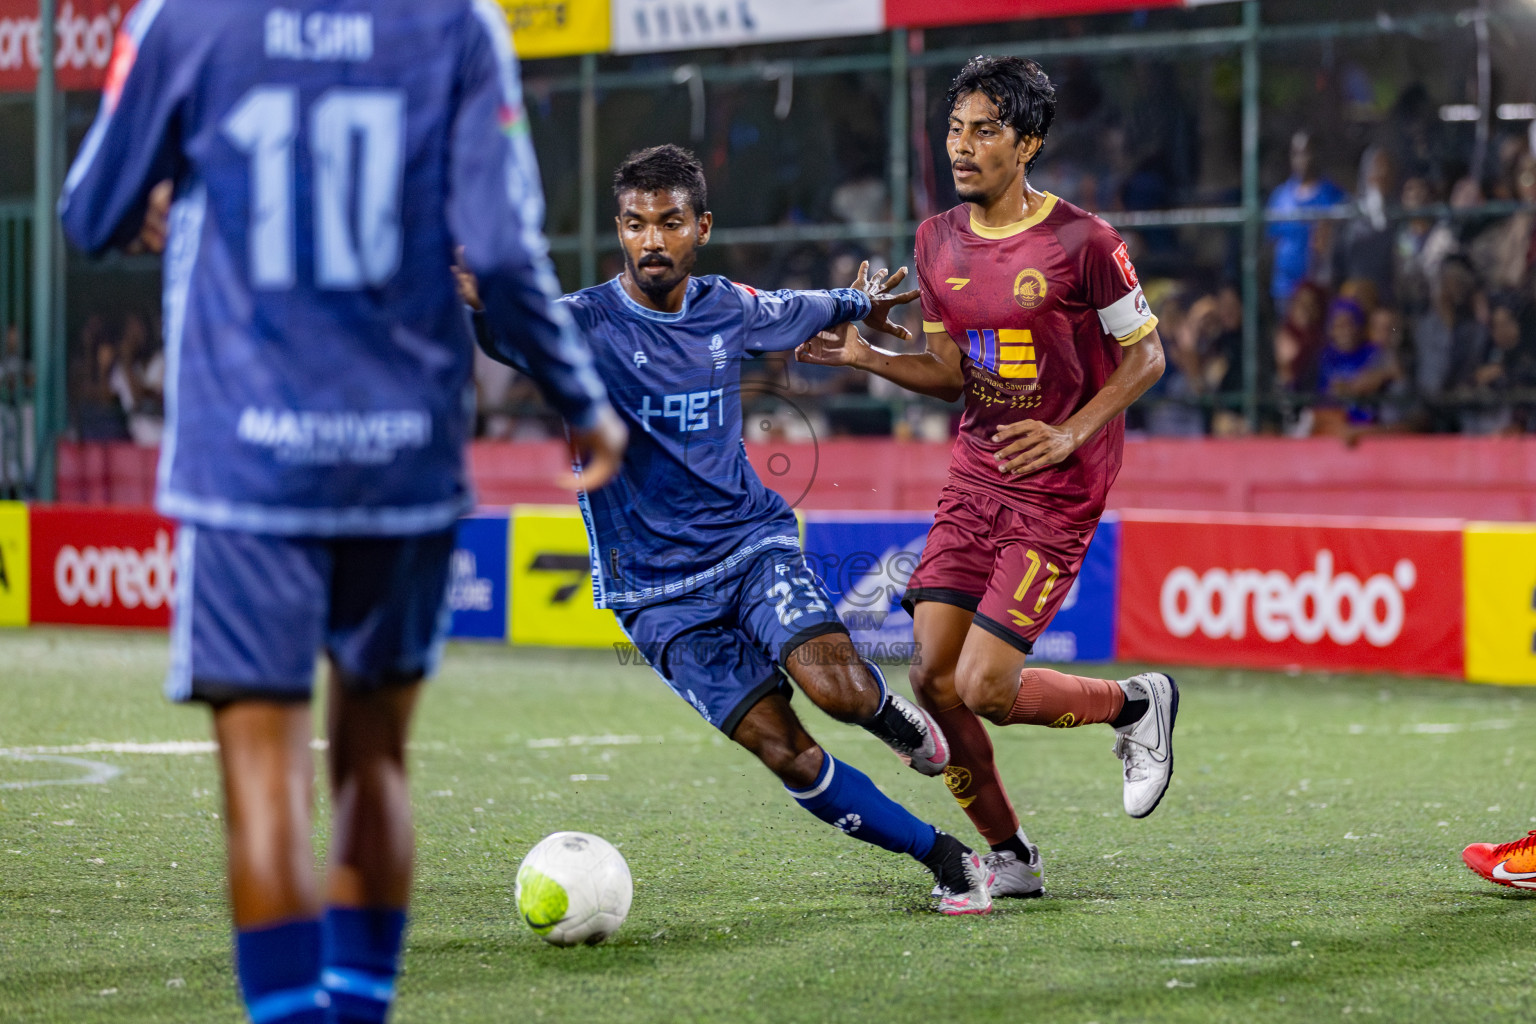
left=264, top=9, right=374, bottom=63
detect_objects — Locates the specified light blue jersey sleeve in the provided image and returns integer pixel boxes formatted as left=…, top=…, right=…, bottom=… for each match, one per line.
left=450, top=2, right=609, bottom=429
left=58, top=0, right=185, bottom=253
left=738, top=285, right=872, bottom=355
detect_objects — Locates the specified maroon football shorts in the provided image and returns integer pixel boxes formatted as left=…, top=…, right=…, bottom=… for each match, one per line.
left=902, top=485, right=1096, bottom=655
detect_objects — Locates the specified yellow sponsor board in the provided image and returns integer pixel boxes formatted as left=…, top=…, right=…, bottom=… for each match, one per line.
left=0, top=502, right=29, bottom=627
left=510, top=505, right=625, bottom=648
left=1464, top=523, right=1536, bottom=684
left=501, top=0, right=609, bottom=59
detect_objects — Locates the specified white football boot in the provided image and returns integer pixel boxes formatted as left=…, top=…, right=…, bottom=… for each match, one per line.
left=983, top=834, right=1045, bottom=899
left=932, top=831, right=1044, bottom=899
left=1112, top=672, right=1179, bottom=818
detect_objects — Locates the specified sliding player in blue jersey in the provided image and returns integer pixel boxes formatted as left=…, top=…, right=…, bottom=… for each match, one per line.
left=60, top=3, right=625, bottom=1022
left=468, top=145, right=994, bottom=913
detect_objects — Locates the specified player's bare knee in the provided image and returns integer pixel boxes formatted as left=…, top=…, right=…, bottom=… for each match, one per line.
left=787, top=638, right=879, bottom=723
left=801, top=665, right=881, bottom=723
left=908, top=660, right=951, bottom=710
left=954, top=663, right=1015, bottom=724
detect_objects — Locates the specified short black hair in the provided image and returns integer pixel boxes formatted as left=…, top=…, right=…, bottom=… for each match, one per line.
left=946, top=56, right=1056, bottom=173
left=612, top=144, right=708, bottom=217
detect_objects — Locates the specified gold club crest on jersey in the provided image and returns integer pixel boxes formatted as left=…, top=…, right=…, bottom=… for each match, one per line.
left=1013, top=268, right=1047, bottom=309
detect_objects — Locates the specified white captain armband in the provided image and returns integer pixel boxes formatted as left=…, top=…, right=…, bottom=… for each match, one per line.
left=1096, top=286, right=1158, bottom=345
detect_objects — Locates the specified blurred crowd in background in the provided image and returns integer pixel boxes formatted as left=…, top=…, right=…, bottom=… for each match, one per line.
left=27, top=10, right=1536, bottom=449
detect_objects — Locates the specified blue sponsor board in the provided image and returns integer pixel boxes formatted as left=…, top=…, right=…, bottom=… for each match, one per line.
left=801, top=512, right=1120, bottom=663
left=802, top=513, right=933, bottom=662
left=448, top=510, right=510, bottom=641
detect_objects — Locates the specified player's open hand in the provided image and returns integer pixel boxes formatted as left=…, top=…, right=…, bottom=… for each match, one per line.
left=795, top=322, right=867, bottom=368
left=126, top=180, right=172, bottom=256
left=564, top=404, right=628, bottom=491
left=453, top=247, right=484, bottom=311
left=992, top=418, right=1080, bottom=477
left=850, top=260, right=919, bottom=341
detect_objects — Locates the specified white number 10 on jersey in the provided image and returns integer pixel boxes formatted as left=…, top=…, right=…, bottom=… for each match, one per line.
left=223, top=85, right=405, bottom=290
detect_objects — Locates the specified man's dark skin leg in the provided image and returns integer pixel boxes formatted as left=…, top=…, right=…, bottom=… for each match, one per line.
left=729, top=645, right=981, bottom=909
left=911, top=600, right=1026, bottom=848
left=733, top=633, right=888, bottom=786
left=782, top=632, right=882, bottom=724
left=731, top=692, right=825, bottom=788
left=324, top=668, right=421, bottom=908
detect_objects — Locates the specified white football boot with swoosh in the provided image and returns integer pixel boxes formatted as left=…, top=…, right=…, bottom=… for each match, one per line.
left=983, top=836, right=1045, bottom=899
left=1112, top=672, right=1179, bottom=819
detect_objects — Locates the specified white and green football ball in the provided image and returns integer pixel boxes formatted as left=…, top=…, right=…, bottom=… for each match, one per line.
left=516, top=831, right=633, bottom=947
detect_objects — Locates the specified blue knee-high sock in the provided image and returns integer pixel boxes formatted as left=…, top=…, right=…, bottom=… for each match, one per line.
left=862, top=659, right=890, bottom=703
left=235, top=918, right=328, bottom=1024
left=787, top=752, right=937, bottom=861
left=322, top=907, right=407, bottom=1024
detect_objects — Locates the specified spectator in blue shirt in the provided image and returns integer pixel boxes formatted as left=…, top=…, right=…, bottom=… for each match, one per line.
left=1316, top=297, right=1383, bottom=427
left=1268, top=132, right=1347, bottom=307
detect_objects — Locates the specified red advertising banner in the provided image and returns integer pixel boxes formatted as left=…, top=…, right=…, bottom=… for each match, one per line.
left=0, top=1, right=128, bottom=93
left=1117, top=512, right=1465, bottom=678
left=886, top=0, right=1181, bottom=28
left=29, top=504, right=177, bottom=629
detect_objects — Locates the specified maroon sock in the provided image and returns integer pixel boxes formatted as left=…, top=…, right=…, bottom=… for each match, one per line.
left=1002, top=668, right=1124, bottom=728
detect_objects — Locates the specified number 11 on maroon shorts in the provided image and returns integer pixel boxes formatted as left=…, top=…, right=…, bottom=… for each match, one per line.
left=901, top=487, right=1092, bottom=656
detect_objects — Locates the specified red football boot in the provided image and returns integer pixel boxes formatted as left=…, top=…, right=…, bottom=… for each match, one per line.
left=1463, top=830, right=1536, bottom=889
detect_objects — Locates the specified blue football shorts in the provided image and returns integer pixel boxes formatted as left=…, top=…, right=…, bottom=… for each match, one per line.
left=164, top=524, right=456, bottom=705
left=616, top=546, right=848, bottom=737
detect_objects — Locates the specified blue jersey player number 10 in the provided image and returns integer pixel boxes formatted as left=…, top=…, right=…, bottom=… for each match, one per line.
left=56, top=3, right=626, bottom=1024
left=222, top=85, right=405, bottom=290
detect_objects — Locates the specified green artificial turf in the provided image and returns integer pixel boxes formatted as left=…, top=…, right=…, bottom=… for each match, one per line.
left=3, top=628, right=1536, bottom=1023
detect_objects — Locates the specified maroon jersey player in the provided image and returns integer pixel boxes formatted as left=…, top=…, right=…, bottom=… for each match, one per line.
left=798, top=56, right=1178, bottom=899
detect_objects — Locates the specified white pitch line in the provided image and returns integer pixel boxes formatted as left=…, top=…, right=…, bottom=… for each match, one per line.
left=0, top=739, right=339, bottom=756
left=526, top=734, right=648, bottom=749
left=0, top=741, right=216, bottom=756
left=0, top=752, right=123, bottom=790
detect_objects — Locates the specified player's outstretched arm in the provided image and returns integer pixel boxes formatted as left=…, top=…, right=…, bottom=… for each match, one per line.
left=993, top=328, right=1166, bottom=477
left=796, top=322, right=965, bottom=402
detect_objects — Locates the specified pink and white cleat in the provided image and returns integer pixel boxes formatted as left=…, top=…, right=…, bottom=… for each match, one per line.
left=925, top=832, right=994, bottom=915
left=860, top=660, right=950, bottom=778
left=881, top=693, right=950, bottom=778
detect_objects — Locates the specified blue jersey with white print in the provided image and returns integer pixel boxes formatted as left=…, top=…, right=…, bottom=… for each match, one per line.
left=482, top=275, right=868, bottom=608
left=59, top=0, right=608, bottom=536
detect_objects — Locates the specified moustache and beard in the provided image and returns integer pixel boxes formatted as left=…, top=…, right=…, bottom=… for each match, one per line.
left=952, top=160, right=990, bottom=203
left=625, top=246, right=697, bottom=303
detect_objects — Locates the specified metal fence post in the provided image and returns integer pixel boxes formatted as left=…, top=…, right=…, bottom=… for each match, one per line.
left=32, top=0, right=57, bottom=500
left=1240, top=0, right=1262, bottom=431
left=579, top=52, right=598, bottom=288
left=888, top=28, right=910, bottom=277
